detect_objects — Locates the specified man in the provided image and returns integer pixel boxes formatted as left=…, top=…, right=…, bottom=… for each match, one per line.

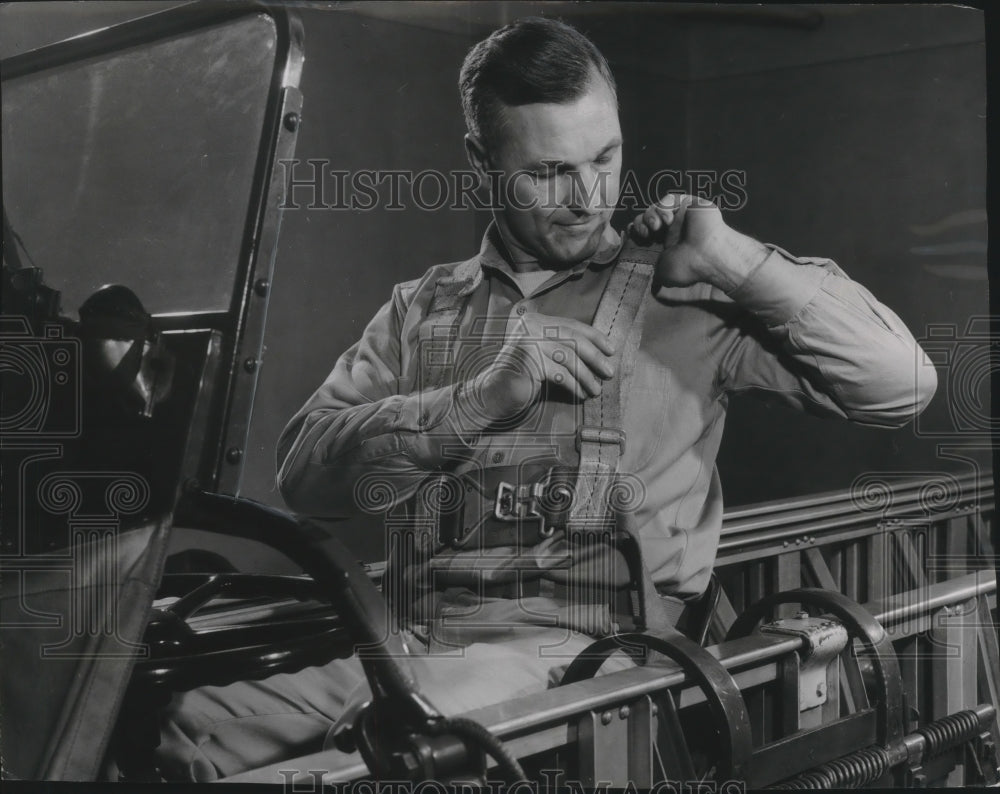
left=158, top=16, right=936, bottom=781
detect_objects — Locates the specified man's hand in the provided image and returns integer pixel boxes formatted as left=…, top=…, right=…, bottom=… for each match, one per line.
left=473, top=311, right=616, bottom=421
left=631, top=194, right=769, bottom=292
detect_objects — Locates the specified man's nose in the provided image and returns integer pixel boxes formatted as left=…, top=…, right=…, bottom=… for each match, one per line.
left=560, top=167, right=606, bottom=213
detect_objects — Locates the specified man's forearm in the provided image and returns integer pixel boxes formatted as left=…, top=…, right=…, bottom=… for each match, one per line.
left=277, top=373, right=515, bottom=516
left=699, top=228, right=772, bottom=294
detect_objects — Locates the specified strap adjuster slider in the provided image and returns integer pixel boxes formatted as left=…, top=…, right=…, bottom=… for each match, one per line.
left=576, top=426, right=626, bottom=453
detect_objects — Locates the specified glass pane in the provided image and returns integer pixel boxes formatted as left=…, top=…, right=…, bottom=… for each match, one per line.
left=2, top=13, right=277, bottom=317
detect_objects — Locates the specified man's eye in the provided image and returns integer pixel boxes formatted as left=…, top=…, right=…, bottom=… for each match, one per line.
left=594, top=155, right=612, bottom=166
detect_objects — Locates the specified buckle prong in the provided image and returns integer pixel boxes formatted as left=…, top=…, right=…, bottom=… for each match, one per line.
left=493, top=477, right=551, bottom=523
left=494, top=481, right=518, bottom=521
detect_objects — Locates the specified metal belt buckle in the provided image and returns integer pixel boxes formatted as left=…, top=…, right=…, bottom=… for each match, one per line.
left=494, top=481, right=544, bottom=523
left=494, top=468, right=573, bottom=539
left=493, top=481, right=520, bottom=521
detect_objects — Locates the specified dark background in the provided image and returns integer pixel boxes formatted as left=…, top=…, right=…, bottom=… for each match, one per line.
left=1, top=2, right=988, bottom=566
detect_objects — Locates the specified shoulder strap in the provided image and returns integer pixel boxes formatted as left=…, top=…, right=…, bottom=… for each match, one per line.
left=568, top=239, right=679, bottom=634
left=569, top=240, right=658, bottom=532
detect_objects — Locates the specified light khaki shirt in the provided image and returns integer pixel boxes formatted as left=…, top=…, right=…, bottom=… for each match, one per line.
left=278, top=224, right=935, bottom=628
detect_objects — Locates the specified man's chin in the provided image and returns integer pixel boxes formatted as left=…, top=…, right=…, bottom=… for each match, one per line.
left=543, top=225, right=607, bottom=267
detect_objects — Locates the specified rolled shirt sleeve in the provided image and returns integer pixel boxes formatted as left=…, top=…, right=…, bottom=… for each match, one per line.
left=718, top=245, right=937, bottom=427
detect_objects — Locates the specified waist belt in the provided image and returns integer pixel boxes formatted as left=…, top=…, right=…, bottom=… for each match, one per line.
left=435, top=464, right=576, bottom=551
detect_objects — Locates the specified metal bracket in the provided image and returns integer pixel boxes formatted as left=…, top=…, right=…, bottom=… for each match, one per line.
left=727, top=588, right=906, bottom=746
left=559, top=628, right=754, bottom=780
left=760, top=612, right=848, bottom=712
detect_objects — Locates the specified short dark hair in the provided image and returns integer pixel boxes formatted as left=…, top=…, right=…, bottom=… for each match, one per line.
left=459, top=17, right=617, bottom=153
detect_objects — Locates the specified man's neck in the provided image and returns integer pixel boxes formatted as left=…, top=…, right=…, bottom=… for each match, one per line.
left=492, top=224, right=543, bottom=273
left=493, top=220, right=621, bottom=273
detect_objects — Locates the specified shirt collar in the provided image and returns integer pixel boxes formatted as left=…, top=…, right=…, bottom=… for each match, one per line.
left=478, top=221, right=623, bottom=278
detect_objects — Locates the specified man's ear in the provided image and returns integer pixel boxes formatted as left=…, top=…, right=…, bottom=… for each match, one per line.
left=464, top=133, right=491, bottom=181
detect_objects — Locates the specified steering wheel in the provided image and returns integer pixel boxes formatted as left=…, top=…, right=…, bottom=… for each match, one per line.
left=120, top=489, right=525, bottom=784
left=153, top=490, right=427, bottom=710
left=115, top=490, right=436, bottom=780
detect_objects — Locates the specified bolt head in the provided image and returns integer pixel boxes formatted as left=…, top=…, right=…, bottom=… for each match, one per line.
left=601, top=711, right=613, bottom=725
left=619, top=705, right=630, bottom=719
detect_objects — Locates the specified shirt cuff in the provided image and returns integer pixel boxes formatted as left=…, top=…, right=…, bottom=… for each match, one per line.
left=725, top=244, right=830, bottom=327
left=395, top=384, right=455, bottom=434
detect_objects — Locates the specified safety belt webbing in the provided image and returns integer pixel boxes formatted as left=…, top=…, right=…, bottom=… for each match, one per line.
left=568, top=240, right=678, bottom=634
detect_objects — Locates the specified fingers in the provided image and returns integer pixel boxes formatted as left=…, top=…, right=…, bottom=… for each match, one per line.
left=506, top=313, right=618, bottom=400
left=541, top=338, right=609, bottom=398
left=665, top=200, right=688, bottom=247
left=632, top=193, right=685, bottom=241
left=508, top=313, right=613, bottom=357
left=645, top=201, right=675, bottom=232
left=557, top=315, right=615, bottom=357
left=631, top=217, right=652, bottom=241
left=542, top=347, right=592, bottom=400
left=636, top=193, right=719, bottom=248
left=631, top=208, right=666, bottom=241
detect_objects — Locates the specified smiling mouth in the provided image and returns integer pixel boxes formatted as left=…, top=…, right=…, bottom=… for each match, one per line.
left=556, top=216, right=600, bottom=230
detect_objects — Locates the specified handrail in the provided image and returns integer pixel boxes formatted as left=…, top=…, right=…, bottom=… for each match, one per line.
left=722, top=469, right=991, bottom=533
left=717, top=469, right=993, bottom=561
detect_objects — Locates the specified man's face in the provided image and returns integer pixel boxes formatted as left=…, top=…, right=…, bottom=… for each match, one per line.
left=482, top=74, right=622, bottom=268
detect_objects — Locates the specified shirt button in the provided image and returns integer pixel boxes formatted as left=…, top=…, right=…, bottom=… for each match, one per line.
left=515, top=305, right=527, bottom=316
left=492, top=451, right=504, bottom=464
